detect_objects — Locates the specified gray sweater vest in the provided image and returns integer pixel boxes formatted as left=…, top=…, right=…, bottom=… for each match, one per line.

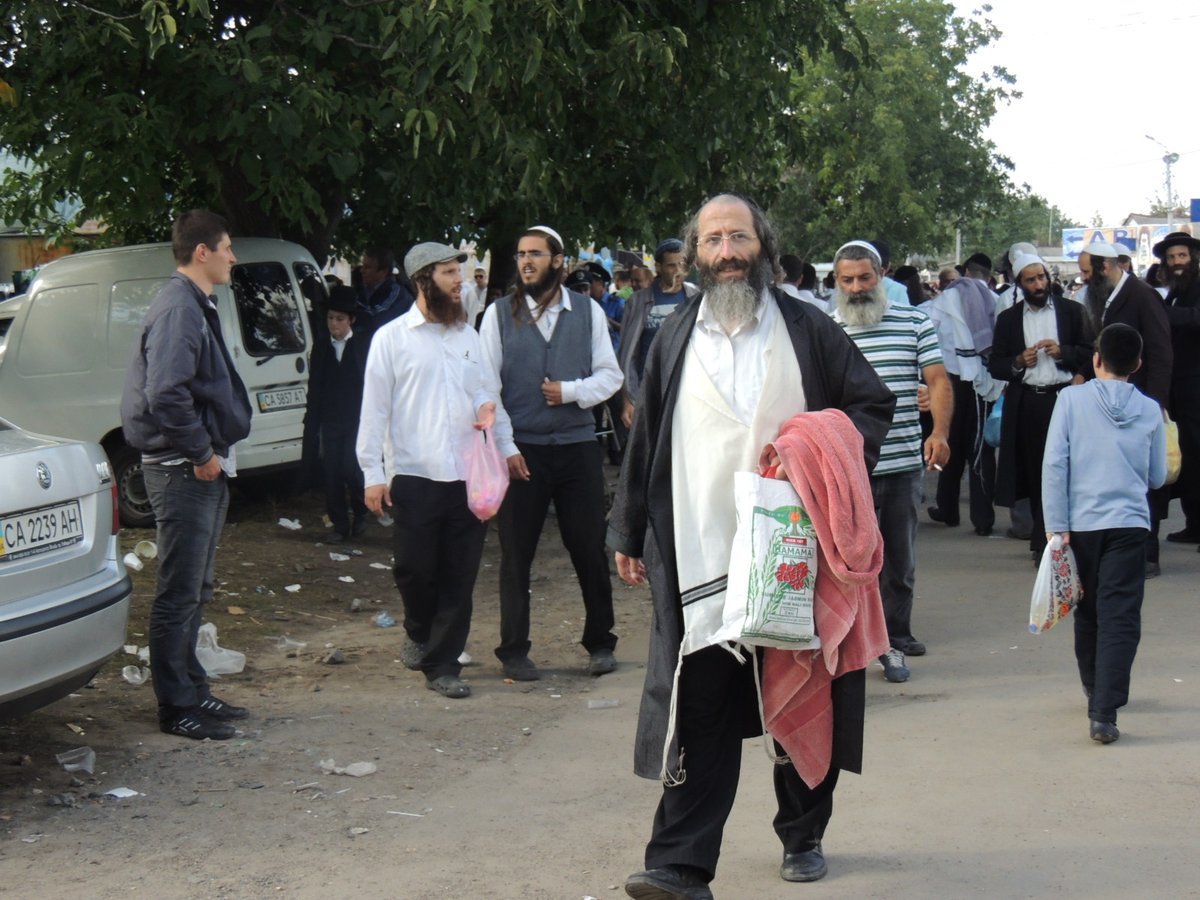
left=497, top=292, right=596, bottom=445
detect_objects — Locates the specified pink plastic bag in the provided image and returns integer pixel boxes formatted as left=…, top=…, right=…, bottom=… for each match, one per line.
left=465, top=428, right=509, bottom=521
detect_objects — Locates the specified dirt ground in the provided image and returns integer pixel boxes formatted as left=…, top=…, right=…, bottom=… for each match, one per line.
left=0, top=466, right=650, bottom=898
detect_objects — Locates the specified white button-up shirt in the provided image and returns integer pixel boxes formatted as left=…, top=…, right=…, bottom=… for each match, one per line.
left=356, top=304, right=499, bottom=486
left=1021, top=299, right=1072, bottom=386
left=691, top=288, right=777, bottom=424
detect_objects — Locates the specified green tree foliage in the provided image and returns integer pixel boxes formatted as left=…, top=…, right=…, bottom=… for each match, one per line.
left=958, top=182, right=1080, bottom=262
left=0, top=0, right=864, bottom=264
left=769, top=0, right=1016, bottom=262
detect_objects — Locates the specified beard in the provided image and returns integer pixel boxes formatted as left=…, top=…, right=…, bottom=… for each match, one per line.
left=699, top=256, right=773, bottom=331
left=523, top=263, right=563, bottom=314
left=424, top=279, right=466, bottom=325
left=834, top=282, right=889, bottom=327
left=1166, top=260, right=1199, bottom=294
left=1024, top=287, right=1050, bottom=308
left=1086, top=272, right=1112, bottom=330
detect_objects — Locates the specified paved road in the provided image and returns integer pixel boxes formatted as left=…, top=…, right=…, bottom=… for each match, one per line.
left=376, top=503, right=1200, bottom=899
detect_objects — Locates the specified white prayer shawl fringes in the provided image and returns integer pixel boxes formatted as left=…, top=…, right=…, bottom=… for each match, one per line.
left=750, top=648, right=787, bottom=765
left=659, top=645, right=687, bottom=787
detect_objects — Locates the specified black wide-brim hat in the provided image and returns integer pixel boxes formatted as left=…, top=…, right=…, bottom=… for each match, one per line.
left=325, top=284, right=359, bottom=314
left=1152, top=230, right=1200, bottom=259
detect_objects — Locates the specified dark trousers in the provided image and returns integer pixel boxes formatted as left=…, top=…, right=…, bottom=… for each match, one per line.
left=1169, top=384, right=1200, bottom=530
left=871, top=470, right=922, bottom=646
left=645, top=646, right=839, bottom=880
left=1070, top=527, right=1146, bottom=724
left=935, top=374, right=995, bottom=530
left=495, top=441, right=616, bottom=662
left=390, top=475, right=486, bottom=680
left=321, top=426, right=367, bottom=535
left=143, top=464, right=229, bottom=718
left=1014, top=388, right=1061, bottom=554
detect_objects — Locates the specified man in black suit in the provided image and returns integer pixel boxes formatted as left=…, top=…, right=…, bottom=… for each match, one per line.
left=988, top=254, right=1093, bottom=559
left=1079, top=240, right=1173, bottom=575
left=1155, top=232, right=1200, bottom=547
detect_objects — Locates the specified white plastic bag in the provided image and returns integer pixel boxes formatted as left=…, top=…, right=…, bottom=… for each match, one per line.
left=195, top=622, right=246, bottom=676
left=714, top=472, right=821, bottom=650
left=1029, top=535, right=1082, bottom=634
left=465, top=428, right=509, bottom=521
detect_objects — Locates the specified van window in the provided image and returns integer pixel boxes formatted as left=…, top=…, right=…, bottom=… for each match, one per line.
left=109, top=278, right=167, bottom=367
left=17, top=284, right=97, bottom=376
left=294, top=262, right=327, bottom=314
left=230, top=262, right=306, bottom=356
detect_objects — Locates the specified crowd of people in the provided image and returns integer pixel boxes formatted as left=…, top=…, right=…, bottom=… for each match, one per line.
left=119, top=202, right=1192, bottom=899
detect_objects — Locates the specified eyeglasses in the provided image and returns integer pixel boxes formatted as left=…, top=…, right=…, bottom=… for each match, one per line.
left=699, top=232, right=757, bottom=250
left=514, top=250, right=552, bottom=261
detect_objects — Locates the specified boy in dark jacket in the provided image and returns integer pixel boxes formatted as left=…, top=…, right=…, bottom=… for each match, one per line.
left=304, top=285, right=370, bottom=542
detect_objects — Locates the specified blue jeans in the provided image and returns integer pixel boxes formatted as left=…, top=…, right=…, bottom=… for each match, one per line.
left=143, top=463, right=229, bottom=718
left=871, top=469, right=922, bottom=646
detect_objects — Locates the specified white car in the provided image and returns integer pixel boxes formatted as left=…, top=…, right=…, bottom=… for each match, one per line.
left=0, top=417, right=131, bottom=717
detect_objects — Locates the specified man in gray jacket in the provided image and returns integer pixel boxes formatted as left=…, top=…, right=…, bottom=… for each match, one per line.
left=121, top=209, right=252, bottom=741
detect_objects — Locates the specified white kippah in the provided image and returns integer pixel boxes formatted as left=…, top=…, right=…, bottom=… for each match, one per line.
left=1081, top=240, right=1119, bottom=259
left=526, top=225, right=564, bottom=249
left=1011, top=252, right=1045, bottom=278
left=835, top=240, right=882, bottom=264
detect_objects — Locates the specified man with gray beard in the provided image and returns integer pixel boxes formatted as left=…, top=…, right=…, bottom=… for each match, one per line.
left=1078, top=239, right=1172, bottom=576
left=609, top=194, right=894, bottom=896
left=831, top=241, right=951, bottom=683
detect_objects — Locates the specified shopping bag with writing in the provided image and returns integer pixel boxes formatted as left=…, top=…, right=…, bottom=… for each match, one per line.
left=1029, top=534, right=1082, bottom=634
left=718, top=471, right=820, bottom=649
left=465, top=428, right=509, bottom=521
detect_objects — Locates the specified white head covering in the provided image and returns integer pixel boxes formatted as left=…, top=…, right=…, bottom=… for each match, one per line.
left=1008, top=241, right=1038, bottom=261
left=834, top=240, right=882, bottom=265
left=526, top=225, right=564, bottom=250
left=1011, top=252, right=1046, bottom=279
left=1081, top=240, right=1119, bottom=259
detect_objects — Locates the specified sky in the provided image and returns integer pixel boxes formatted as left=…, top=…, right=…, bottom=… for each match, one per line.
left=956, top=1, right=1200, bottom=227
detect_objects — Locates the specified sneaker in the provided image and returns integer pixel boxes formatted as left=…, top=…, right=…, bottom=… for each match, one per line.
left=588, top=648, right=617, bottom=676
left=502, top=656, right=540, bottom=681
left=400, top=637, right=426, bottom=671
left=878, top=648, right=910, bottom=683
left=426, top=675, right=470, bottom=699
left=161, top=710, right=236, bottom=741
left=197, top=696, right=249, bottom=720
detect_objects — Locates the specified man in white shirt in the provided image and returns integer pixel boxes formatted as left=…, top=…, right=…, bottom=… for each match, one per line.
left=463, top=264, right=488, bottom=327
left=357, top=242, right=500, bottom=700
left=479, top=225, right=624, bottom=682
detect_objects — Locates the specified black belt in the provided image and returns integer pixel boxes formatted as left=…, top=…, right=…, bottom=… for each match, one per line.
left=1021, top=382, right=1069, bottom=394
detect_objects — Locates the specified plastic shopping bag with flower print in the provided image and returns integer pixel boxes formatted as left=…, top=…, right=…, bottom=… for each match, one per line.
left=1029, top=534, right=1082, bottom=634
left=716, top=472, right=821, bottom=650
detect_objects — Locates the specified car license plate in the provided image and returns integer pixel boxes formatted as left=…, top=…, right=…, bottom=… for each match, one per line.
left=0, top=500, right=85, bottom=562
left=257, top=386, right=306, bottom=413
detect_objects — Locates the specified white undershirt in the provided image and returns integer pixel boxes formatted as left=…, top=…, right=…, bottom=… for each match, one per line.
left=1021, top=299, right=1071, bottom=386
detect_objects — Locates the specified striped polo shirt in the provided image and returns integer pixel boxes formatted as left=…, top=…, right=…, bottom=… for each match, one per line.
left=833, top=303, right=943, bottom=475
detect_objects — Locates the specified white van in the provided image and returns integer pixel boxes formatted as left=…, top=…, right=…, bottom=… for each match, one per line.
left=0, top=238, right=325, bottom=526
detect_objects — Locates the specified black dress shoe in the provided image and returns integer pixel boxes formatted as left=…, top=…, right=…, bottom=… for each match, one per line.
left=781, top=845, right=828, bottom=882
left=927, top=506, right=959, bottom=527
left=625, top=865, right=713, bottom=899
left=975, top=526, right=993, bottom=536
left=1089, top=720, right=1119, bottom=744
left=198, top=696, right=249, bottom=720
left=1166, top=528, right=1200, bottom=544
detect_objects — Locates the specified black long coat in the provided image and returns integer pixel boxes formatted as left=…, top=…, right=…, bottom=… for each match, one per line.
left=1103, top=275, right=1173, bottom=405
left=606, top=288, right=895, bottom=780
left=987, top=298, right=1093, bottom=506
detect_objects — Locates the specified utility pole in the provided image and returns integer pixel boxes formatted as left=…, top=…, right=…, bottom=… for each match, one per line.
left=1146, top=134, right=1180, bottom=229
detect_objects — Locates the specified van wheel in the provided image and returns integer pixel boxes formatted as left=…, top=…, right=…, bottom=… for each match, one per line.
left=110, top=445, right=155, bottom=528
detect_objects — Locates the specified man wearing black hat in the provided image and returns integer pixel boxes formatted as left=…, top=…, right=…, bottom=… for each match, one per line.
left=618, top=238, right=699, bottom=427
left=357, top=242, right=500, bottom=699
left=926, top=252, right=1001, bottom=534
left=304, top=285, right=370, bottom=543
left=1155, top=232, right=1200, bottom=544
